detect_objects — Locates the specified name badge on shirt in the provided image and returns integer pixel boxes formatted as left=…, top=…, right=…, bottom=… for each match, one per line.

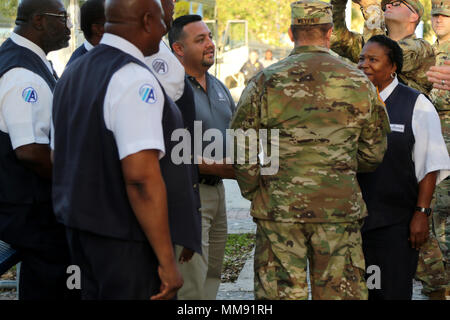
left=390, top=124, right=405, bottom=133
left=217, top=91, right=226, bottom=101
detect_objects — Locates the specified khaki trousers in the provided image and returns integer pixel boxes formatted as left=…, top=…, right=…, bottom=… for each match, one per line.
left=175, top=182, right=228, bottom=299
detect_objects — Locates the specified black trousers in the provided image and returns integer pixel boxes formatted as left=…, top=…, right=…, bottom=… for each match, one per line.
left=362, top=224, right=419, bottom=300
left=65, top=228, right=161, bottom=300
left=0, top=202, right=76, bottom=300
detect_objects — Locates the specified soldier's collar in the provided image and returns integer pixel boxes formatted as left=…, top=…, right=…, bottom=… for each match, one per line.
left=401, top=33, right=417, bottom=41
left=289, top=45, right=330, bottom=56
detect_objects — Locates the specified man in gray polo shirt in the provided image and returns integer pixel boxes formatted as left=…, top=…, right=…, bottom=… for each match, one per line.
left=169, top=14, right=235, bottom=300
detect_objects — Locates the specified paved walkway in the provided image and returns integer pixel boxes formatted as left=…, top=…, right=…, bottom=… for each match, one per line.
left=218, top=179, right=430, bottom=300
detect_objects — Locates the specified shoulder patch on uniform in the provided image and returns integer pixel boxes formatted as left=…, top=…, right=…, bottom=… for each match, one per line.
left=152, top=59, right=169, bottom=75
left=22, top=87, right=38, bottom=103
left=139, top=84, right=158, bottom=104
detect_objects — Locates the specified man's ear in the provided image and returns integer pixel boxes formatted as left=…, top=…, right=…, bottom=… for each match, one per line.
left=31, top=14, right=45, bottom=31
left=410, top=12, right=419, bottom=24
left=326, top=27, right=333, bottom=41
left=143, top=12, right=152, bottom=33
left=172, top=41, right=184, bottom=57
left=288, top=26, right=294, bottom=42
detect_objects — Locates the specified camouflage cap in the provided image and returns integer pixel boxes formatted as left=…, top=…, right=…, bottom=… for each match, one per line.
left=431, top=0, right=450, bottom=16
left=291, top=0, right=333, bottom=26
left=381, top=0, right=424, bottom=19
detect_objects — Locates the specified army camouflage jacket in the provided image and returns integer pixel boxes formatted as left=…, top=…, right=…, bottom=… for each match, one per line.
left=330, top=0, right=435, bottom=95
left=230, top=45, right=390, bottom=223
left=431, top=40, right=450, bottom=112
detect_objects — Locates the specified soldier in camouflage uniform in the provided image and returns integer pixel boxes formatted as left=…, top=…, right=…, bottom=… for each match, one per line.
left=230, top=0, right=390, bottom=300
left=330, top=0, right=435, bottom=95
left=418, top=0, right=450, bottom=299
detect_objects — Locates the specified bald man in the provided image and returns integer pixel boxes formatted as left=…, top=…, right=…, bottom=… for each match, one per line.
left=0, top=0, right=75, bottom=300
left=52, top=0, right=199, bottom=299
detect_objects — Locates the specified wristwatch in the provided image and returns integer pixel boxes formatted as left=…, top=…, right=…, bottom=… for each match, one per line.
left=415, top=206, right=432, bottom=217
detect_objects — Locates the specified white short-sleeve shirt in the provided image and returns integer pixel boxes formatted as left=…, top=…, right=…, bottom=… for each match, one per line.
left=380, top=77, right=450, bottom=184
left=0, top=33, right=54, bottom=150
left=51, top=34, right=167, bottom=159
left=98, top=33, right=166, bottom=160
left=144, top=40, right=185, bottom=102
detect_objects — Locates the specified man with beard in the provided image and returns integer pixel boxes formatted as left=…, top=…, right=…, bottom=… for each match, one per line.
left=0, top=0, right=74, bottom=299
left=169, top=14, right=235, bottom=300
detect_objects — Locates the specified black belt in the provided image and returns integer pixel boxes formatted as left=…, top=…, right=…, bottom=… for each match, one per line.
left=199, top=175, right=222, bottom=186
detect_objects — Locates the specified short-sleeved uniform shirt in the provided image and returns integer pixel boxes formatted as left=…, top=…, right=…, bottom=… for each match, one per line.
left=51, top=33, right=166, bottom=160
left=0, top=33, right=55, bottom=150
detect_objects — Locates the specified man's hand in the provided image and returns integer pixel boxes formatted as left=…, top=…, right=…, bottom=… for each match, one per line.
left=409, top=212, right=429, bottom=250
left=178, top=247, right=195, bottom=264
left=197, top=156, right=236, bottom=179
left=352, top=0, right=380, bottom=8
left=151, top=263, right=183, bottom=300
left=426, top=60, right=450, bottom=91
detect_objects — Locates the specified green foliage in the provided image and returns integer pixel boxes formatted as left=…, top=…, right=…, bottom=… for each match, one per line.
left=0, top=0, right=17, bottom=23
left=216, top=0, right=294, bottom=46
left=224, top=233, right=255, bottom=256
left=420, top=0, right=434, bottom=43
left=222, top=233, right=255, bottom=283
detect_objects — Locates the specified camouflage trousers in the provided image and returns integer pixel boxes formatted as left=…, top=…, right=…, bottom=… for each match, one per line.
left=416, top=235, right=448, bottom=294
left=254, top=219, right=368, bottom=300
left=433, top=180, right=450, bottom=265
left=435, top=115, right=450, bottom=265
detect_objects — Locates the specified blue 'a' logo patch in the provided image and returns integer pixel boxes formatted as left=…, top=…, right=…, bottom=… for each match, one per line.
left=139, top=84, right=157, bottom=104
left=152, top=59, right=168, bottom=75
left=22, top=87, right=38, bottom=103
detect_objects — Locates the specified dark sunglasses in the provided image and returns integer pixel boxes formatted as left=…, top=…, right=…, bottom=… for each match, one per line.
left=382, top=1, right=416, bottom=14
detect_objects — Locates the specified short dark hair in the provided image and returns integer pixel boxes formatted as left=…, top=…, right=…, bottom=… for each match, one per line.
left=80, top=0, right=105, bottom=40
left=367, top=35, right=403, bottom=73
left=168, top=14, right=202, bottom=50
left=15, top=0, right=59, bottom=25
left=291, top=23, right=333, bottom=42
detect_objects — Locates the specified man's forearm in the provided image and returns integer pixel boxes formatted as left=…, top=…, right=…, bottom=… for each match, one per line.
left=330, top=0, right=365, bottom=62
left=125, top=174, right=176, bottom=268
left=198, top=161, right=235, bottom=179
left=15, top=143, right=52, bottom=179
left=417, top=171, right=438, bottom=208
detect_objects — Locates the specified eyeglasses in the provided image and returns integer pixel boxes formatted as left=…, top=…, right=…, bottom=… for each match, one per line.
left=382, top=1, right=416, bottom=14
left=41, top=12, right=71, bottom=28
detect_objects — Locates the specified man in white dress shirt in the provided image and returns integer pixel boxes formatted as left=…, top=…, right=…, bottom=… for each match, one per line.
left=0, top=0, right=75, bottom=300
